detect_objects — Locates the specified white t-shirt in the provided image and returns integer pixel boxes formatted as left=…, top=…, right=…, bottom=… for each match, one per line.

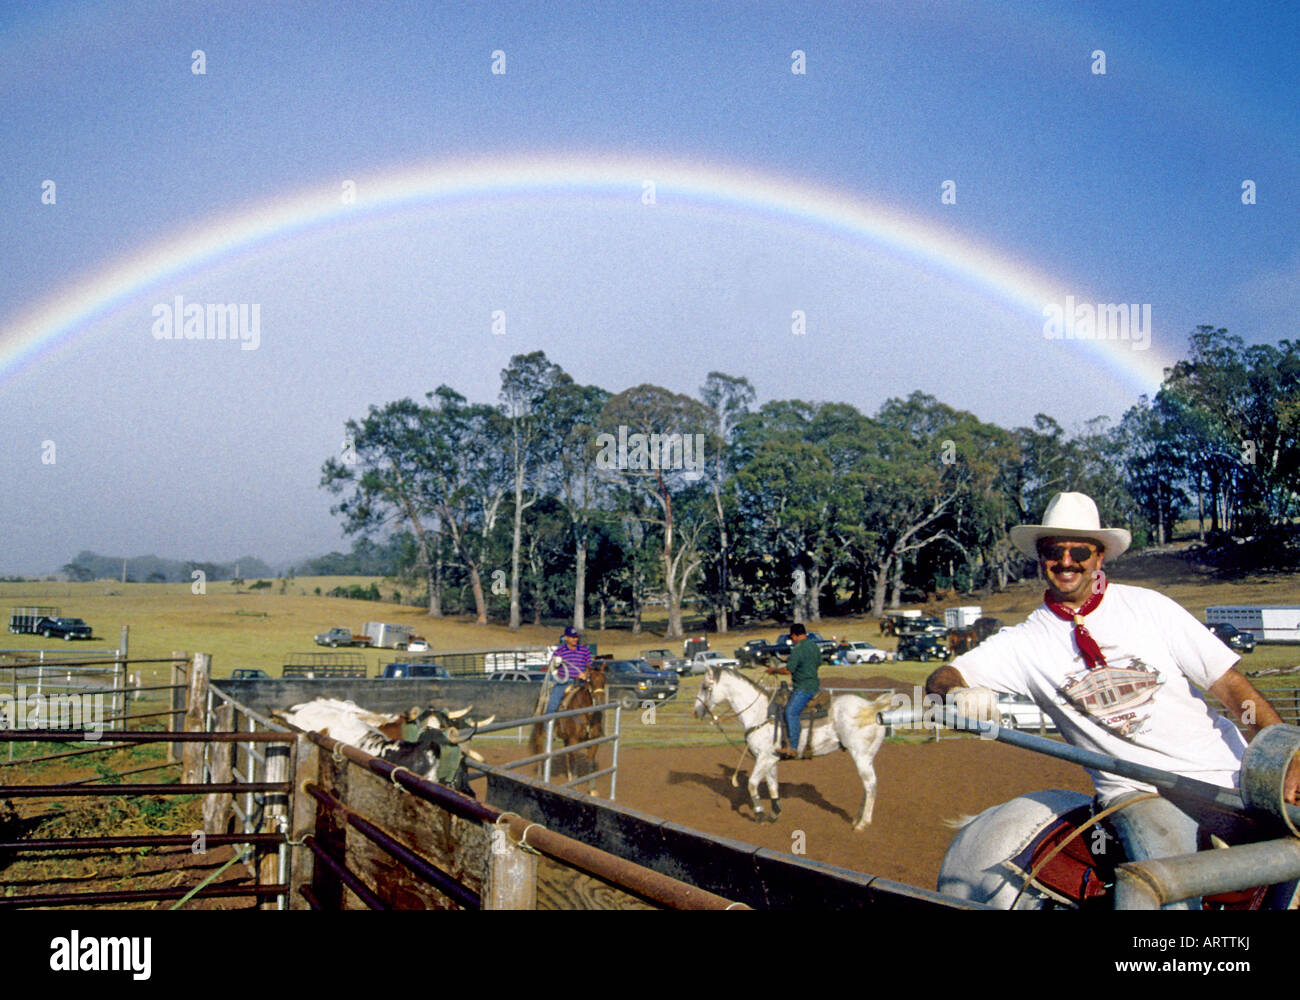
left=952, top=583, right=1245, bottom=803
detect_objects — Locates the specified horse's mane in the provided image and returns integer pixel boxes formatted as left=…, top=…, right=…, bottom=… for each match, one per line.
left=717, top=666, right=772, bottom=698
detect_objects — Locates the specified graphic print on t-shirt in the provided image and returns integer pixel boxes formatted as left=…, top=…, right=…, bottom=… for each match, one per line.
left=1057, top=656, right=1163, bottom=739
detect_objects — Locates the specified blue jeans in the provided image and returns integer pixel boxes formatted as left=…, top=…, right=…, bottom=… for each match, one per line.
left=785, top=688, right=816, bottom=751
left=545, top=679, right=572, bottom=716
left=1105, top=792, right=1201, bottom=910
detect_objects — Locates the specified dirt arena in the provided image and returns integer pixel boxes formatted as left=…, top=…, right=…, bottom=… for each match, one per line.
left=481, top=733, right=1095, bottom=892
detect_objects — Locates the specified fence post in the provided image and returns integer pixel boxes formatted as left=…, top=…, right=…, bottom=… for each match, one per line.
left=182, top=653, right=210, bottom=784
left=203, top=702, right=234, bottom=835
left=287, top=734, right=318, bottom=911
left=483, top=823, right=538, bottom=909
left=259, top=736, right=291, bottom=908
left=169, top=651, right=188, bottom=763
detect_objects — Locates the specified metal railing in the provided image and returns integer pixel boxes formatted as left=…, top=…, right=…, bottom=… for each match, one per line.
left=204, top=683, right=296, bottom=908
left=469, top=700, right=624, bottom=797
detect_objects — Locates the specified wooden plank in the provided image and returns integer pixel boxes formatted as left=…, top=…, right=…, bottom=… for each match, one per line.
left=345, top=764, right=488, bottom=909
left=534, top=854, right=656, bottom=911
left=310, top=739, right=348, bottom=910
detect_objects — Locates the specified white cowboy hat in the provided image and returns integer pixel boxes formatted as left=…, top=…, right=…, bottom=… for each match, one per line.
left=1009, top=491, right=1131, bottom=560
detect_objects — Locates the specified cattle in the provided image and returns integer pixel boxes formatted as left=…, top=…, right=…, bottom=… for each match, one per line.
left=275, top=698, right=493, bottom=797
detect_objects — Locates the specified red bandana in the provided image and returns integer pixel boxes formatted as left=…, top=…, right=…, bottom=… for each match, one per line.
left=1043, top=571, right=1108, bottom=671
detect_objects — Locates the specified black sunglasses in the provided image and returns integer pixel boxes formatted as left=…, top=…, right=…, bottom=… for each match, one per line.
left=1038, top=543, right=1098, bottom=563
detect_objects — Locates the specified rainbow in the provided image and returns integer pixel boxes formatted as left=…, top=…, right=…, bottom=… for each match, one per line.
left=0, top=154, right=1172, bottom=392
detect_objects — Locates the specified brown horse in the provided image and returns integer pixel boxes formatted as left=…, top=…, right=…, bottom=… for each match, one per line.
left=530, top=665, right=608, bottom=792
left=946, top=627, right=979, bottom=656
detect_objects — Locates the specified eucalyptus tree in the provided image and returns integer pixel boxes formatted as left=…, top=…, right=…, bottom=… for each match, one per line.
left=546, top=381, right=612, bottom=631
left=698, top=372, right=755, bottom=632
left=599, top=384, right=714, bottom=638
left=423, top=386, right=511, bottom=626
left=499, top=352, right=572, bottom=629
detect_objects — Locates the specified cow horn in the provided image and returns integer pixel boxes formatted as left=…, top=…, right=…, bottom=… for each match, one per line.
left=465, top=748, right=484, bottom=763
left=475, top=714, right=495, bottom=728
left=447, top=720, right=479, bottom=744
left=447, top=706, right=471, bottom=720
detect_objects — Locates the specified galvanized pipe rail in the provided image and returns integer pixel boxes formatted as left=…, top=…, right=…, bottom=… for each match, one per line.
left=1115, top=838, right=1300, bottom=909
left=879, top=706, right=1300, bottom=831
left=304, top=729, right=747, bottom=910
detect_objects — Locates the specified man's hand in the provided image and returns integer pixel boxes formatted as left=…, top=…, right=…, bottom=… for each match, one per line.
left=951, top=686, right=1000, bottom=724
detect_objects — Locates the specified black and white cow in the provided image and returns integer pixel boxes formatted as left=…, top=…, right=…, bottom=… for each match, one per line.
left=277, top=698, right=492, bottom=796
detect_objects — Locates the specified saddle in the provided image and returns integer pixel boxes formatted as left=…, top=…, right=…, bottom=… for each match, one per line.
left=769, top=684, right=831, bottom=758
left=1007, top=804, right=1269, bottom=910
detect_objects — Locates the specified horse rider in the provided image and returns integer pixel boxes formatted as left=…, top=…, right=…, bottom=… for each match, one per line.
left=767, top=623, right=821, bottom=760
left=545, top=625, right=593, bottom=716
left=925, top=491, right=1299, bottom=909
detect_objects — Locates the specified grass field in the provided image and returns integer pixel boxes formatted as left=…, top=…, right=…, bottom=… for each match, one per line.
left=3, top=559, right=1299, bottom=687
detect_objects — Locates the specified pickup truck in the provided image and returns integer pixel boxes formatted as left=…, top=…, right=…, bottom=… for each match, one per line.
left=770, top=632, right=838, bottom=663
left=733, top=638, right=782, bottom=666
left=314, top=627, right=374, bottom=648
left=35, top=616, right=94, bottom=640
left=381, top=661, right=450, bottom=679
left=640, top=648, right=691, bottom=675
left=692, top=650, right=741, bottom=672
left=604, top=658, right=679, bottom=710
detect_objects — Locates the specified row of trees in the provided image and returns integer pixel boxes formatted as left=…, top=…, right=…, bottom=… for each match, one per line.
left=322, top=329, right=1300, bottom=637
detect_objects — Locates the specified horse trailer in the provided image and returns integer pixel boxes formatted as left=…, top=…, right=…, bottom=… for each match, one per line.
left=943, top=606, right=982, bottom=629
left=9, top=606, right=61, bottom=634
left=1206, top=606, right=1300, bottom=644
left=363, top=621, right=414, bottom=649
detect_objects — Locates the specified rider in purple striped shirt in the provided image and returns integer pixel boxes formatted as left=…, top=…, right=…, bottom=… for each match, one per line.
left=546, top=626, right=592, bottom=715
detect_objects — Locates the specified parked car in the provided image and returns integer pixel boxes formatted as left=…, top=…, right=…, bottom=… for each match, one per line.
left=896, top=633, right=951, bottom=662
left=603, top=658, right=679, bottom=710
left=35, top=616, right=94, bottom=640
left=691, top=650, right=741, bottom=672
left=230, top=668, right=270, bottom=680
left=839, top=640, right=889, bottom=664
left=313, top=627, right=373, bottom=648
left=1207, top=622, right=1256, bottom=654
left=407, top=637, right=431, bottom=653
left=997, top=694, right=1058, bottom=731
left=640, top=648, right=691, bottom=675
left=897, top=617, right=947, bottom=637
left=380, top=661, right=450, bottom=679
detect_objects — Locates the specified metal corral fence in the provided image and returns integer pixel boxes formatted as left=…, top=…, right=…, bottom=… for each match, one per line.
left=0, top=652, right=291, bottom=909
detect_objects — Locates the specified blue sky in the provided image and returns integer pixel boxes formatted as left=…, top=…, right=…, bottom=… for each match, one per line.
left=0, top=1, right=1296, bottom=574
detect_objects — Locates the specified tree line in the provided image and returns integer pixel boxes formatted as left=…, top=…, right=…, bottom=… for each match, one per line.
left=322, top=327, right=1300, bottom=637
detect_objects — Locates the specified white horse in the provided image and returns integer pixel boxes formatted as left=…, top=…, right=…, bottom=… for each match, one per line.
left=937, top=789, right=1096, bottom=909
left=692, top=665, right=894, bottom=829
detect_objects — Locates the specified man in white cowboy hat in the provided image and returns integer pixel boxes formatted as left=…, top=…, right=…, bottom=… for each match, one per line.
left=926, top=491, right=1298, bottom=909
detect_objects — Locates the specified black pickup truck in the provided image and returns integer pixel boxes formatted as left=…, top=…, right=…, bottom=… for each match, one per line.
left=733, top=638, right=783, bottom=666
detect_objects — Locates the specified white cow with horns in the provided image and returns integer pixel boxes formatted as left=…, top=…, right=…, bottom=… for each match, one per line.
left=276, top=698, right=493, bottom=796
